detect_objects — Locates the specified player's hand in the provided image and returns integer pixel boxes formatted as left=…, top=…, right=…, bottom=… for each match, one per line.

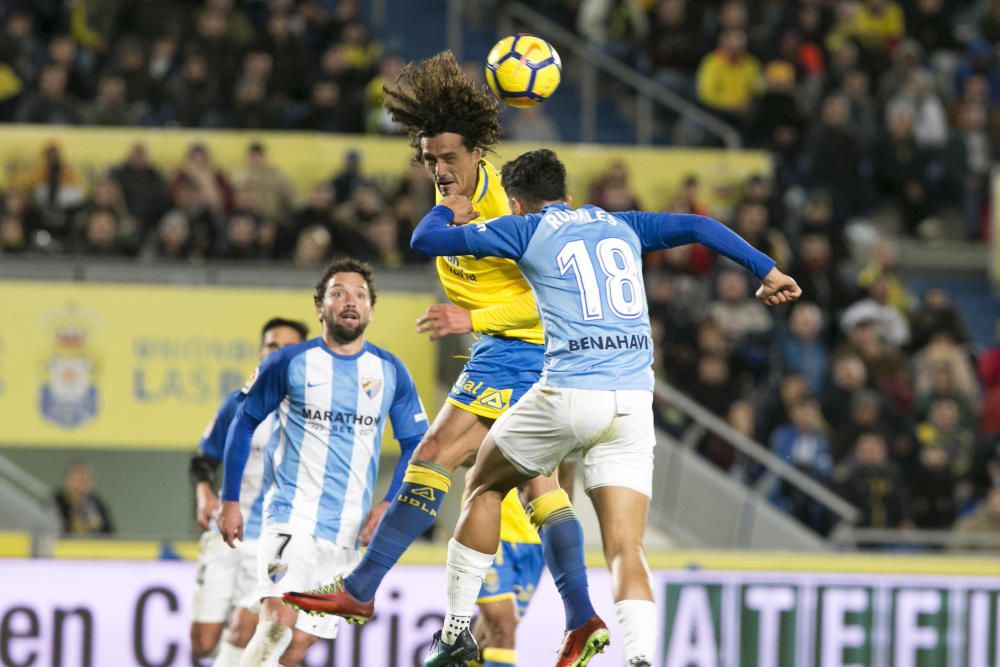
left=360, top=500, right=390, bottom=546
left=756, top=267, right=802, bottom=306
left=195, top=482, right=220, bottom=531
left=217, top=501, right=244, bottom=548
left=439, top=194, right=480, bottom=225
left=416, top=303, right=473, bottom=340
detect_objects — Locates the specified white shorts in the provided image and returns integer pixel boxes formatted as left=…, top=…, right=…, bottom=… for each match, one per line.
left=491, top=386, right=655, bottom=497
left=191, top=530, right=242, bottom=624
left=256, top=524, right=361, bottom=639
left=233, top=538, right=260, bottom=611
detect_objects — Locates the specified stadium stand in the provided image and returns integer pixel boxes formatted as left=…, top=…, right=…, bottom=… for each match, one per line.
left=0, top=0, right=999, bottom=553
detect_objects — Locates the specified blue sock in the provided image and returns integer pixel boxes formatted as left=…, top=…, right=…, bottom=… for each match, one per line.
left=539, top=510, right=596, bottom=630
left=344, top=462, right=451, bottom=602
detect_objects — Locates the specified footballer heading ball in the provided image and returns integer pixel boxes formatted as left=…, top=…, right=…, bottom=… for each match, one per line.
left=485, top=34, right=562, bottom=108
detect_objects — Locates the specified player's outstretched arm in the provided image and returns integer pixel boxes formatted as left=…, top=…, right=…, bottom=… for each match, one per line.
left=755, top=267, right=802, bottom=306
left=410, top=203, right=476, bottom=256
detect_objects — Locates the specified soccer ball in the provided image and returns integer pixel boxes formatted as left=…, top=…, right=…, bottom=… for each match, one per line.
left=484, top=34, right=562, bottom=108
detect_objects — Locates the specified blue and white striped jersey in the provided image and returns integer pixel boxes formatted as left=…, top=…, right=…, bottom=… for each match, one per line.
left=412, top=203, right=775, bottom=392
left=226, top=338, right=428, bottom=547
left=198, top=390, right=278, bottom=540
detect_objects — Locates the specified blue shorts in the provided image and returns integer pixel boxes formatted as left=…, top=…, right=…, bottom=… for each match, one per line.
left=477, top=540, right=545, bottom=619
left=446, top=335, right=544, bottom=420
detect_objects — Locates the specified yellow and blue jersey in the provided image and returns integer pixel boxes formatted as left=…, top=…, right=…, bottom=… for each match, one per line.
left=434, top=160, right=543, bottom=346
left=438, top=160, right=546, bottom=420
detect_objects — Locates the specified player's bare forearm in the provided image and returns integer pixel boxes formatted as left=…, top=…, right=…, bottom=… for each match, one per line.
left=195, top=481, right=220, bottom=530
left=417, top=303, right=473, bottom=340
left=755, top=267, right=802, bottom=306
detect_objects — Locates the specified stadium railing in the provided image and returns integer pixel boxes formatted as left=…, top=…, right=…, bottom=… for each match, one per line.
left=459, top=0, right=742, bottom=147
left=653, top=379, right=861, bottom=536
left=0, top=452, right=60, bottom=550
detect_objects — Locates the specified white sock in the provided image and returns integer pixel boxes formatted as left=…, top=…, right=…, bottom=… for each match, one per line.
left=239, top=622, right=291, bottom=667
left=212, top=641, right=244, bottom=667
left=443, top=538, right=495, bottom=645
left=616, top=599, right=656, bottom=664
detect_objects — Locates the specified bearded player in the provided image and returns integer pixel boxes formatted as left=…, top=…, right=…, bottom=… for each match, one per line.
left=285, top=52, right=605, bottom=666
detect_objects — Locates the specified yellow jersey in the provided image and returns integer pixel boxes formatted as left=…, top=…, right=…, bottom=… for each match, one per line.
left=500, top=489, right=540, bottom=544
left=434, top=160, right=544, bottom=345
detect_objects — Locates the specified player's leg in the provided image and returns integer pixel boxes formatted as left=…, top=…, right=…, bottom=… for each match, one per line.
left=241, top=527, right=331, bottom=666
left=190, top=531, right=239, bottom=658
left=340, top=403, right=490, bottom=603
left=473, top=539, right=520, bottom=667
left=213, top=608, right=257, bottom=666
left=583, top=390, right=657, bottom=667
left=425, top=433, right=531, bottom=666
left=521, top=472, right=597, bottom=633
left=475, top=598, right=518, bottom=667
left=588, top=486, right=655, bottom=666
left=215, top=538, right=262, bottom=666
left=240, top=598, right=296, bottom=667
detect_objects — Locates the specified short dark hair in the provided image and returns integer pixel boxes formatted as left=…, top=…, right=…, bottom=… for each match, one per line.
left=500, top=149, right=567, bottom=207
left=383, top=51, right=501, bottom=162
left=260, top=317, right=309, bottom=342
left=313, top=257, right=377, bottom=307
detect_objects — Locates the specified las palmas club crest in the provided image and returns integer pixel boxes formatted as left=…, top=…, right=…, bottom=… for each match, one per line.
left=39, top=304, right=101, bottom=428
left=361, top=376, right=382, bottom=400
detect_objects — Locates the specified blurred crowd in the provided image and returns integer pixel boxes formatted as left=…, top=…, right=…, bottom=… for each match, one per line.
left=639, top=167, right=1000, bottom=546
left=541, top=0, right=998, bottom=240
left=1, top=0, right=999, bottom=548
left=0, top=139, right=439, bottom=266
left=0, top=0, right=407, bottom=135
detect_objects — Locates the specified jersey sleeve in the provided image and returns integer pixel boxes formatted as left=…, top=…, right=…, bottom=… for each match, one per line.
left=411, top=205, right=533, bottom=260
left=463, top=215, right=535, bottom=260
left=241, top=349, right=290, bottom=422
left=388, top=355, right=429, bottom=442
left=619, top=211, right=776, bottom=279
left=469, top=289, right=540, bottom=334
left=197, top=391, right=242, bottom=460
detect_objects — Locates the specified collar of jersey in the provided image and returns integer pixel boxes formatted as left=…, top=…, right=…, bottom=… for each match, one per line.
left=318, top=337, right=369, bottom=360
left=541, top=202, right=572, bottom=212
left=472, top=161, right=489, bottom=204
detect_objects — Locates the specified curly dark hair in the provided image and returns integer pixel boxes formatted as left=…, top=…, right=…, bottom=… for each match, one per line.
left=500, top=149, right=567, bottom=207
left=313, top=257, right=377, bottom=307
left=383, top=50, right=502, bottom=162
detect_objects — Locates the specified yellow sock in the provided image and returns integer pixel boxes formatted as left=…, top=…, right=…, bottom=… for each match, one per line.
left=526, top=488, right=573, bottom=529
left=483, top=647, right=517, bottom=665
left=401, top=461, right=452, bottom=493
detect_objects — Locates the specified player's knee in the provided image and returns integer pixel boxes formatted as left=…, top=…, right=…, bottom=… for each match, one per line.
left=603, top=534, right=646, bottom=565
left=226, top=617, right=257, bottom=648
left=190, top=623, right=222, bottom=657
left=279, top=631, right=317, bottom=665
left=412, top=431, right=448, bottom=465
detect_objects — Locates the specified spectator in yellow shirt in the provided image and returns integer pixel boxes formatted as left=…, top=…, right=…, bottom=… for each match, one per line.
left=696, top=30, right=762, bottom=126
left=853, top=0, right=905, bottom=53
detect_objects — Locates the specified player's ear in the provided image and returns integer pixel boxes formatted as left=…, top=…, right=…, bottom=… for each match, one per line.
left=510, top=197, right=525, bottom=216
left=565, top=194, right=573, bottom=206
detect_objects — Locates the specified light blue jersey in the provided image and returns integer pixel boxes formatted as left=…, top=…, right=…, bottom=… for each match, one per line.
left=412, top=203, right=776, bottom=391
left=222, top=338, right=428, bottom=547
left=198, top=390, right=279, bottom=540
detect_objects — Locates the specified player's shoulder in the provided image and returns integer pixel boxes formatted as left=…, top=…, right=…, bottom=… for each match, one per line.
left=268, top=338, right=322, bottom=365
left=361, top=341, right=409, bottom=370
left=221, top=387, right=244, bottom=409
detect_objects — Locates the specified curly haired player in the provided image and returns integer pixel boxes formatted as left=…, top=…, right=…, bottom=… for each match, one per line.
left=284, top=52, right=606, bottom=667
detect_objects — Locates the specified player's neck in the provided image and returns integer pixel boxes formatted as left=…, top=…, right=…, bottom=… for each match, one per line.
left=323, top=332, right=366, bottom=356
